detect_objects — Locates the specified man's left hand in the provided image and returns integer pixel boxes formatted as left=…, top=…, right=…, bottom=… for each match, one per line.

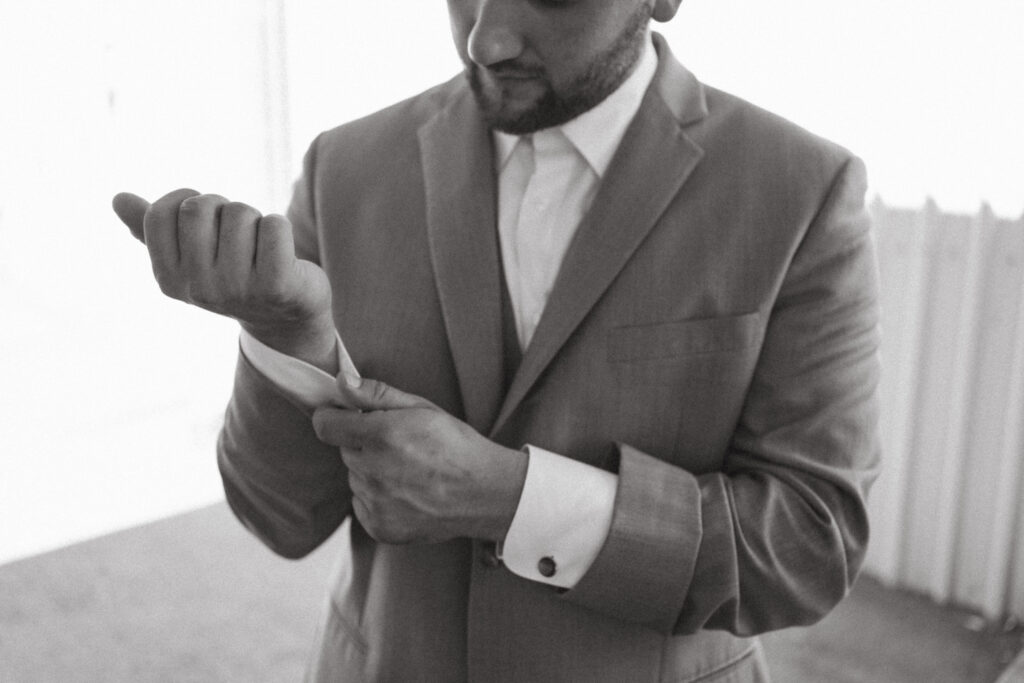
left=311, top=378, right=528, bottom=545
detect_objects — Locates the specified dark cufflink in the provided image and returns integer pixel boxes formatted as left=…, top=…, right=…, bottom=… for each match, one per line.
left=538, top=556, right=557, bottom=578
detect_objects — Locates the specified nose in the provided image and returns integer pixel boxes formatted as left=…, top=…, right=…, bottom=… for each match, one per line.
left=466, top=0, right=525, bottom=67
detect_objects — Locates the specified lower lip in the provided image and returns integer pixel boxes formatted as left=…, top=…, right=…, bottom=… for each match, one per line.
left=489, top=73, right=543, bottom=91
left=494, top=71, right=537, bottom=79
left=490, top=72, right=538, bottom=83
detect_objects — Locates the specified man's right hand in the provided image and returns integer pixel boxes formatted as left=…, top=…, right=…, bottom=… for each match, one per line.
left=112, top=189, right=338, bottom=371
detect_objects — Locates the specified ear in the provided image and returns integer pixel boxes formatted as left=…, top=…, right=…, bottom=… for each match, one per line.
left=652, top=0, right=682, bottom=23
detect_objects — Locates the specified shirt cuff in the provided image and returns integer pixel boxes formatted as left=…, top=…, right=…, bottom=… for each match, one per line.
left=500, top=446, right=617, bottom=589
left=238, top=328, right=360, bottom=408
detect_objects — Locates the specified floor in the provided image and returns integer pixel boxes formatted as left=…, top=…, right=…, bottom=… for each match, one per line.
left=1, top=503, right=1021, bottom=682
left=761, top=576, right=1023, bottom=682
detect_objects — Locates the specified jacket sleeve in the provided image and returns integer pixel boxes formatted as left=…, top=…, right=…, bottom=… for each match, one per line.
left=217, top=136, right=352, bottom=559
left=565, top=156, right=881, bottom=635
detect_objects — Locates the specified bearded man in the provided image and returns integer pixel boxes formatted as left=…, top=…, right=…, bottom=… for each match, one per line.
left=114, top=1, right=881, bottom=680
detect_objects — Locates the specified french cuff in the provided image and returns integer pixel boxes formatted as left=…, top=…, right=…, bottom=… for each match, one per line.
left=499, top=445, right=617, bottom=589
left=238, top=329, right=360, bottom=408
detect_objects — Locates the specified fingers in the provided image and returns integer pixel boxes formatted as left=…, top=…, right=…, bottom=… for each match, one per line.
left=341, top=451, right=412, bottom=544
left=143, top=188, right=200, bottom=290
left=344, top=470, right=393, bottom=543
left=111, top=192, right=151, bottom=242
left=254, top=213, right=294, bottom=279
left=177, top=194, right=229, bottom=272
left=335, top=377, right=434, bottom=412
left=216, top=201, right=262, bottom=282
left=312, top=406, right=373, bottom=449
left=116, top=187, right=328, bottom=333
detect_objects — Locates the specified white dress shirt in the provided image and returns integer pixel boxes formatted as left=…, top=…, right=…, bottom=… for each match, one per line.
left=241, top=34, right=659, bottom=589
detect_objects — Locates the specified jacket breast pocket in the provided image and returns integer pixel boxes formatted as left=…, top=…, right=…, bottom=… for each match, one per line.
left=604, top=312, right=765, bottom=463
left=607, top=312, right=763, bottom=364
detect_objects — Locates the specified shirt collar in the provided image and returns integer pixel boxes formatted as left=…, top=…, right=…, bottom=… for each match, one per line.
left=494, top=32, right=658, bottom=177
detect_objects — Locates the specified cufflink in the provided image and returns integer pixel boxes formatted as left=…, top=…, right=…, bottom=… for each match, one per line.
left=538, top=556, right=557, bottom=578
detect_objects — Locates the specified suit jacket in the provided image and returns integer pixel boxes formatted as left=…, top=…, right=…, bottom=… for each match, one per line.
left=218, top=35, right=880, bottom=683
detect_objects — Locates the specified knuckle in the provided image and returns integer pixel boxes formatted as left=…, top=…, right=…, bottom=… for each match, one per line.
left=222, top=201, right=261, bottom=225
left=257, top=216, right=294, bottom=251
left=255, top=276, right=286, bottom=302
left=368, top=420, right=392, bottom=449
left=217, top=216, right=243, bottom=238
left=313, top=412, right=334, bottom=443
left=422, top=411, right=444, bottom=434
left=253, top=274, right=292, bottom=309
left=213, top=266, right=245, bottom=293
left=371, top=382, right=391, bottom=404
left=186, top=280, right=231, bottom=312
left=352, top=498, right=372, bottom=529
left=156, top=188, right=198, bottom=209
left=265, top=284, right=287, bottom=305
left=177, top=195, right=225, bottom=229
left=355, top=503, right=383, bottom=540
left=185, top=281, right=210, bottom=307
left=177, top=194, right=208, bottom=216
left=177, top=195, right=199, bottom=213
left=155, top=275, right=179, bottom=299
left=257, top=252, right=288, bottom=287
left=259, top=213, right=289, bottom=230
left=152, top=266, right=182, bottom=296
left=376, top=521, right=407, bottom=545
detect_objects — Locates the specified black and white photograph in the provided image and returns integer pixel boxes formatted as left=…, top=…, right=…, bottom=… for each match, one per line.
left=2, top=1, right=1023, bottom=681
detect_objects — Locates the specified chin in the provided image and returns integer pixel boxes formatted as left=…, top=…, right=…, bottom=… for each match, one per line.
left=474, top=92, right=579, bottom=134
left=485, top=109, right=549, bottom=135
left=467, top=67, right=558, bottom=134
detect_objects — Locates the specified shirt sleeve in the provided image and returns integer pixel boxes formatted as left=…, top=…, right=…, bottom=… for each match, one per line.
left=500, top=445, right=617, bottom=589
left=238, top=329, right=359, bottom=408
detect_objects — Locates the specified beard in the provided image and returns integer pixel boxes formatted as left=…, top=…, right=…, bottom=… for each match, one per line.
left=466, top=5, right=652, bottom=134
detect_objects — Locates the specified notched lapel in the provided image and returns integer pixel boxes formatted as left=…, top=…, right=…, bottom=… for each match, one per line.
left=492, top=52, right=708, bottom=436
left=419, top=89, right=506, bottom=434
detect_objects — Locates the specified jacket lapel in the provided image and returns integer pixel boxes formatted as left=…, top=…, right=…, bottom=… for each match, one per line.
left=492, top=43, right=709, bottom=436
left=419, top=88, right=506, bottom=434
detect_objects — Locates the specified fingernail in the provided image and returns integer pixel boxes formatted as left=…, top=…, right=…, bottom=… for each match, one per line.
left=344, top=373, right=362, bottom=388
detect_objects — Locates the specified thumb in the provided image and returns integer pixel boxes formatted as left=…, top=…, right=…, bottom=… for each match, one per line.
left=335, top=375, right=433, bottom=412
left=112, top=192, right=151, bottom=243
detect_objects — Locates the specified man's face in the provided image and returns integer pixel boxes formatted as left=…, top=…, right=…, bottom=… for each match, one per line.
left=447, top=0, right=654, bottom=134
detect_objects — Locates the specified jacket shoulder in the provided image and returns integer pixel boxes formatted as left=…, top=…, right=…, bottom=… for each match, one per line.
left=695, top=84, right=859, bottom=180
left=310, top=74, right=465, bottom=165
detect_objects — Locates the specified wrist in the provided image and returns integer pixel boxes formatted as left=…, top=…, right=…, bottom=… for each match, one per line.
left=474, top=446, right=529, bottom=543
left=241, top=311, right=338, bottom=374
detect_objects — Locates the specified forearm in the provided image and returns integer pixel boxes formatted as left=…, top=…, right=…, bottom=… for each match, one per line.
left=684, top=458, right=872, bottom=634
left=561, top=436, right=874, bottom=636
left=241, top=307, right=339, bottom=375
left=218, top=349, right=352, bottom=558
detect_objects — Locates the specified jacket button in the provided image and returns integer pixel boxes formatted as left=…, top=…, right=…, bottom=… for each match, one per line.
left=481, top=543, right=501, bottom=568
left=538, top=556, right=557, bottom=578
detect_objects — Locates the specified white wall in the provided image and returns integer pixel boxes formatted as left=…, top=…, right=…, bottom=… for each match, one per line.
left=0, top=1, right=274, bottom=563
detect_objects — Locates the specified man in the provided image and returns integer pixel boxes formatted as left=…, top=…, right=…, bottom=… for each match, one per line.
left=113, top=1, right=880, bottom=680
